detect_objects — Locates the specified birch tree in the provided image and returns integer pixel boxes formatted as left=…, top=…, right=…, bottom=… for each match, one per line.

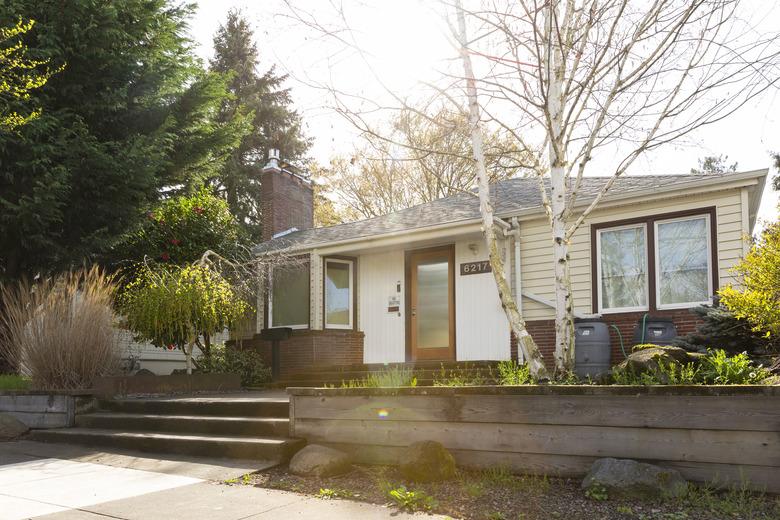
left=450, top=0, right=780, bottom=372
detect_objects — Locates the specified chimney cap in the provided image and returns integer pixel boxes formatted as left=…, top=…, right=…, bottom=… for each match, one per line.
left=264, top=148, right=281, bottom=172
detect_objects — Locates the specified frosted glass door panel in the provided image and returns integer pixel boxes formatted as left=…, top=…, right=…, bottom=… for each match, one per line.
left=416, top=260, right=449, bottom=349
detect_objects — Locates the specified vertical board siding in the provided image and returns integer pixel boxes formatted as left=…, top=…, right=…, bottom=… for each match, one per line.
left=455, top=240, right=511, bottom=360
left=359, top=250, right=406, bottom=363
left=290, top=390, right=780, bottom=493
left=519, top=188, right=746, bottom=320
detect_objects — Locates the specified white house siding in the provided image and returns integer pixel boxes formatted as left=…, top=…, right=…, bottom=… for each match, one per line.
left=454, top=239, right=511, bottom=361
left=117, top=329, right=230, bottom=375
left=518, top=187, right=746, bottom=321
left=358, top=249, right=406, bottom=363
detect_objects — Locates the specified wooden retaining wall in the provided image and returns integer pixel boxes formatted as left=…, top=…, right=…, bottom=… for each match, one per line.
left=288, top=386, right=780, bottom=493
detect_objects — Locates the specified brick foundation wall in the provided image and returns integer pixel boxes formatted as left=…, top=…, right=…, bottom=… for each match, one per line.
left=235, top=329, right=364, bottom=377
left=513, top=308, right=704, bottom=369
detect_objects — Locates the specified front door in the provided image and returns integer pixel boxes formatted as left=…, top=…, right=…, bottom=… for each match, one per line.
left=408, top=246, right=455, bottom=361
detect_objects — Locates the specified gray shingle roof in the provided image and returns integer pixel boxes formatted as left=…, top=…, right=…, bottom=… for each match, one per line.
left=253, top=171, right=758, bottom=253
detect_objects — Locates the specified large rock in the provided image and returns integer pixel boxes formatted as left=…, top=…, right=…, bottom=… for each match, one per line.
left=582, top=458, right=687, bottom=499
left=398, top=440, right=456, bottom=482
left=289, top=444, right=352, bottom=477
left=614, top=345, right=698, bottom=383
left=0, top=413, right=29, bottom=441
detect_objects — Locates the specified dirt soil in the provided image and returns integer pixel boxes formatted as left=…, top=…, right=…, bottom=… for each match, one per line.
left=237, top=463, right=780, bottom=520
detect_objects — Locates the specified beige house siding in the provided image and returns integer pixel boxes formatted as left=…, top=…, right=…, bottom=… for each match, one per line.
left=519, top=187, right=746, bottom=321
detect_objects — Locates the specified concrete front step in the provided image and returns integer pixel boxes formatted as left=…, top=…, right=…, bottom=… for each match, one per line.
left=100, top=398, right=289, bottom=418
left=28, top=428, right=304, bottom=462
left=76, top=413, right=290, bottom=438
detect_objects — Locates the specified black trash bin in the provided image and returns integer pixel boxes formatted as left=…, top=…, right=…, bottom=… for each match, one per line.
left=632, top=316, right=678, bottom=346
left=574, top=318, right=611, bottom=379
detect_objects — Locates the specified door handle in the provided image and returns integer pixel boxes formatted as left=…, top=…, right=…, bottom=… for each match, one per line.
left=411, top=307, right=416, bottom=317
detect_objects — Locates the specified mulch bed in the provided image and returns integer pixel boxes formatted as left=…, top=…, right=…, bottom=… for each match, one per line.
left=235, top=463, right=780, bottom=520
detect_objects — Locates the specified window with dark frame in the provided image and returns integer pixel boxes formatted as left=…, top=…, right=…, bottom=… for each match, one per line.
left=269, top=262, right=310, bottom=328
left=592, top=208, right=717, bottom=314
left=324, top=258, right=354, bottom=329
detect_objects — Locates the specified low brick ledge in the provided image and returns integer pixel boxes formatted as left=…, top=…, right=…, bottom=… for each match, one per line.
left=287, top=384, right=780, bottom=397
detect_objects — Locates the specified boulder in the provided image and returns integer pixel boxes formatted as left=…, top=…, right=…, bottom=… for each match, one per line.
left=289, top=444, right=352, bottom=477
left=0, top=413, right=29, bottom=441
left=398, top=440, right=456, bottom=482
left=614, top=345, right=699, bottom=383
left=582, top=458, right=688, bottom=499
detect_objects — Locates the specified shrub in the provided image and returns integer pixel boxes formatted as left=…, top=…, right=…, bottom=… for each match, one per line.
left=496, top=360, right=532, bottom=385
left=699, top=349, right=769, bottom=384
left=198, top=343, right=271, bottom=387
left=0, top=267, right=120, bottom=390
left=674, top=303, right=777, bottom=355
left=719, top=218, right=780, bottom=345
left=433, top=363, right=487, bottom=386
left=341, top=366, right=417, bottom=388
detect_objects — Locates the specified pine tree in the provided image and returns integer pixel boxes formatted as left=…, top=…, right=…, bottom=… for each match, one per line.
left=209, top=9, right=310, bottom=241
left=0, top=1, right=248, bottom=280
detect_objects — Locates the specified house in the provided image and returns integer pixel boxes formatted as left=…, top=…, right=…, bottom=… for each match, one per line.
left=240, top=150, right=768, bottom=376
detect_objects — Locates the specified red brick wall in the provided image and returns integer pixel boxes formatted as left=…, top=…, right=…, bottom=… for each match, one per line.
left=260, top=167, right=314, bottom=241
left=236, top=329, right=364, bottom=377
left=513, top=308, right=703, bottom=369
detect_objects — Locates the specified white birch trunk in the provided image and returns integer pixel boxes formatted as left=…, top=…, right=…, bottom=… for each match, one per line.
left=545, top=3, right=575, bottom=374
left=456, top=0, right=549, bottom=380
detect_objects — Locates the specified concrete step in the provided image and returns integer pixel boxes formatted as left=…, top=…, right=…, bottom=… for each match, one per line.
left=99, top=398, right=289, bottom=418
left=28, top=428, right=304, bottom=462
left=76, top=413, right=290, bottom=438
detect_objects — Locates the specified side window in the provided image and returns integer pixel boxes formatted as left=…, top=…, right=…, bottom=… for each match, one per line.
left=324, top=258, right=354, bottom=329
left=269, top=263, right=310, bottom=328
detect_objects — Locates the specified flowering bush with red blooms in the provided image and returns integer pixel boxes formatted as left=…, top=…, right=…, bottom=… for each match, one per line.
left=115, top=188, right=247, bottom=266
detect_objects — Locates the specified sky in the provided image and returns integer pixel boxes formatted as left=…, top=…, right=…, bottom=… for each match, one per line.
left=189, top=0, right=780, bottom=226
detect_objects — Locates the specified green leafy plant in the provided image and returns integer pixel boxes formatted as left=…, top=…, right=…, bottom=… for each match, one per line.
left=699, top=349, right=769, bottom=384
left=585, top=483, right=609, bottom=501
left=316, top=488, right=353, bottom=500
left=341, top=366, right=417, bottom=388
left=199, top=343, right=271, bottom=386
left=719, top=218, right=780, bottom=345
left=497, top=360, right=532, bottom=385
left=386, top=485, right=438, bottom=512
left=118, top=264, right=249, bottom=373
left=683, top=481, right=772, bottom=518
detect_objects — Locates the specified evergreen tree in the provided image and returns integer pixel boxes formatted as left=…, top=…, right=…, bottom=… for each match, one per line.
left=0, top=1, right=248, bottom=280
left=209, top=9, right=310, bottom=241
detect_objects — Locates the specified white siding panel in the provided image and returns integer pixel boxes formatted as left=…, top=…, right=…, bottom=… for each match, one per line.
left=359, top=250, right=406, bottom=363
left=455, top=240, right=511, bottom=361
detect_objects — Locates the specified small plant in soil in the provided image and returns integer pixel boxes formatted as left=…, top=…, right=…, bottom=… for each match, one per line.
left=316, top=488, right=353, bottom=500
left=585, top=483, right=609, bottom=501
left=386, top=485, right=438, bottom=512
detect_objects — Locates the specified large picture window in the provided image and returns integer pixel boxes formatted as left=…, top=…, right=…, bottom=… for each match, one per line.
left=269, top=263, right=309, bottom=328
left=655, top=215, right=712, bottom=309
left=593, top=209, right=716, bottom=314
left=597, top=224, right=648, bottom=312
left=324, top=258, right=354, bottom=329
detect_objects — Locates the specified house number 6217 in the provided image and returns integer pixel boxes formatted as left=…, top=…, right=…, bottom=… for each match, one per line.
left=460, top=261, right=492, bottom=276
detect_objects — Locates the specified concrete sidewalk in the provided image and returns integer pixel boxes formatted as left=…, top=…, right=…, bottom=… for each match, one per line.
left=36, top=481, right=442, bottom=519
left=0, top=441, right=443, bottom=519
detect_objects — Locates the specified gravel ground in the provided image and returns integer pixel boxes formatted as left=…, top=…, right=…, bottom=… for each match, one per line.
left=235, top=464, right=780, bottom=520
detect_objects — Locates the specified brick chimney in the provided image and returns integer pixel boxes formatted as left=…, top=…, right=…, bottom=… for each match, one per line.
left=260, top=149, right=313, bottom=241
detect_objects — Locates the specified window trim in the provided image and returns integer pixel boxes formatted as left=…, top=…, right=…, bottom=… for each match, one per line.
left=323, top=257, right=356, bottom=330
left=267, top=262, right=310, bottom=330
left=590, top=207, right=718, bottom=314
left=596, top=222, right=650, bottom=314
left=654, top=214, right=713, bottom=310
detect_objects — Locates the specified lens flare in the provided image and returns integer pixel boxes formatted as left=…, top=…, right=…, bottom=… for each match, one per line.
left=377, top=408, right=389, bottom=419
